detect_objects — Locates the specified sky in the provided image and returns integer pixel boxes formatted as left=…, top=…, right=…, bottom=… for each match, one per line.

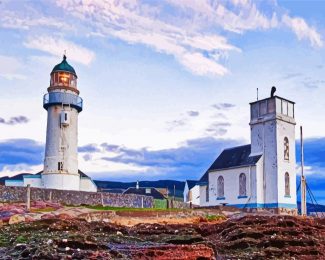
left=0, top=0, right=325, bottom=204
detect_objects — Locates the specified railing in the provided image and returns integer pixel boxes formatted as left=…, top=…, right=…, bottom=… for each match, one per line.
left=43, top=92, right=83, bottom=112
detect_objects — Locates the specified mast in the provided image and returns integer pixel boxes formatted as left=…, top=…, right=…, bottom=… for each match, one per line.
left=300, top=126, right=307, bottom=216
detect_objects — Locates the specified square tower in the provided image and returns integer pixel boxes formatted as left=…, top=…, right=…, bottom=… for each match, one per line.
left=250, top=95, right=297, bottom=213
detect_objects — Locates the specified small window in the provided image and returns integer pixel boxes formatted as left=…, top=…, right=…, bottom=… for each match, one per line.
left=58, top=162, right=63, bottom=171
left=282, top=100, right=288, bottom=115
left=284, top=137, right=289, bottom=160
left=239, top=173, right=246, bottom=196
left=285, top=172, right=290, bottom=196
left=217, top=176, right=224, bottom=198
left=65, top=113, right=67, bottom=121
left=145, top=188, right=151, bottom=194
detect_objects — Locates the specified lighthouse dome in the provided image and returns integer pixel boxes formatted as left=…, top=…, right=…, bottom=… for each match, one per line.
left=51, top=55, right=77, bottom=77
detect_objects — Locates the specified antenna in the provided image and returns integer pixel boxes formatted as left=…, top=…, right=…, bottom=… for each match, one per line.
left=300, top=126, right=307, bottom=216
left=257, top=88, right=259, bottom=100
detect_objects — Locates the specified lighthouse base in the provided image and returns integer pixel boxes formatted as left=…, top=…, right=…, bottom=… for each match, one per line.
left=42, top=173, right=80, bottom=191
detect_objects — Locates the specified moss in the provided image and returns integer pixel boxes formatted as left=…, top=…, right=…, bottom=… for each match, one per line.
left=15, top=235, right=28, bottom=243
left=205, top=214, right=226, bottom=222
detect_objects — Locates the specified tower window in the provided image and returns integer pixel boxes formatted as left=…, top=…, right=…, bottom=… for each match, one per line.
left=217, top=176, right=224, bottom=198
left=58, top=162, right=63, bottom=171
left=239, top=173, right=247, bottom=196
left=285, top=172, right=290, bottom=196
left=284, top=137, right=289, bottom=160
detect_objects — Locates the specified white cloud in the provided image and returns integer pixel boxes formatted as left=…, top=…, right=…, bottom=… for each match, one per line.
left=0, top=55, right=25, bottom=80
left=0, top=10, right=72, bottom=31
left=53, top=0, right=322, bottom=77
left=282, top=14, right=323, bottom=48
left=24, top=36, right=95, bottom=65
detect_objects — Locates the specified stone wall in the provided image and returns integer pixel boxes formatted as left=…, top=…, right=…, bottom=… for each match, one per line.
left=0, top=186, right=153, bottom=208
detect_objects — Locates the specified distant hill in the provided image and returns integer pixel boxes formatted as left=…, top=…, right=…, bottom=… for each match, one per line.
left=94, top=180, right=185, bottom=198
left=297, top=202, right=325, bottom=214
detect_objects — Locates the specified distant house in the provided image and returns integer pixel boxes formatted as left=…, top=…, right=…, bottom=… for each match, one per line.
left=183, top=180, right=200, bottom=205
left=123, top=187, right=166, bottom=200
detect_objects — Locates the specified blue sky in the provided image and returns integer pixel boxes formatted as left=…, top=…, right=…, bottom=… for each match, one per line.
left=0, top=0, right=324, bottom=203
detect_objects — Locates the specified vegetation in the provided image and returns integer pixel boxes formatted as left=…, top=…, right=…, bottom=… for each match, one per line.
left=85, top=205, right=182, bottom=212
left=205, top=214, right=226, bottom=222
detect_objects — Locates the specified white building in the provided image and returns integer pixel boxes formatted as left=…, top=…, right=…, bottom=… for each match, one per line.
left=6, top=56, right=97, bottom=192
left=183, top=180, right=200, bottom=206
left=198, top=93, right=297, bottom=214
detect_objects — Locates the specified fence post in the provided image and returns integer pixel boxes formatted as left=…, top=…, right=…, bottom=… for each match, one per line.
left=141, top=197, right=144, bottom=208
left=26, top=185, right=31, bottom=211
left=101, top=192, right=104, bottom=206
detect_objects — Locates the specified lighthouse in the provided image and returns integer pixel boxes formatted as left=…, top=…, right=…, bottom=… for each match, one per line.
left=5, top=55, right=97, bottom=191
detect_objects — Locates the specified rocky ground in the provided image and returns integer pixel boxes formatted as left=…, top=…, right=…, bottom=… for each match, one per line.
left=0, top=203, right=324, bottom=259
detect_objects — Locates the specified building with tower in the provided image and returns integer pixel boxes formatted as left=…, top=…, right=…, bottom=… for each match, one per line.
left=191, top=91, right=297, bottom=214
left=5, top=56, right=97, bottom=192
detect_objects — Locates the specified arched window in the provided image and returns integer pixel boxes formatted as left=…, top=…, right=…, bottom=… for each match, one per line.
left=217, top=176, right=224, bottom=198
left=239, top=173, right=246, bottom=196
left=285, top=172, right=290, bottom=196
left=284, top=137, right=289, bottom=160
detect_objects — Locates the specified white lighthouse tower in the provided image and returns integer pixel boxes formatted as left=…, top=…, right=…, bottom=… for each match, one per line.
left=42, top=55, right=83, bottom=190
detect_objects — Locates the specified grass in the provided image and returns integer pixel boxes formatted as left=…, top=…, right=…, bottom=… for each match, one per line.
left=205, top=214, right=226, bottom=222
left=30, top=207, right=55, bottom=213
left=85, top=205, right=182, bottom=212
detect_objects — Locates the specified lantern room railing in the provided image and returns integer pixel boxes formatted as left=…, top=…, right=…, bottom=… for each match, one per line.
left=43, top=92, right=83, bottom=112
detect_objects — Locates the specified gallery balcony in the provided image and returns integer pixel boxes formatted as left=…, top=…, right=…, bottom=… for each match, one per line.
left=43, top=92, right=83, bottom=112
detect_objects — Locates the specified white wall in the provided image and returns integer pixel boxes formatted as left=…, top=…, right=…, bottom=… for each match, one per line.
left=80, top=177, right=97, bottom=192
left=276, top=119, right=297, bottom=207
left=42, top=173, right=80, bottom=191
left=189, top=185, right=200, bottom=205
left=209, top=166, right=256, bottom=207
left=5, top=180, right=24, bottom=187
left=199, top=185, right=209, bottom=206
left=23, top=177, right=43, bottom=188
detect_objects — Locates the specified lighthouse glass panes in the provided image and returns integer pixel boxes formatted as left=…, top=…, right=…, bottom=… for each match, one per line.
left=51, top=72, right=77, bottom=88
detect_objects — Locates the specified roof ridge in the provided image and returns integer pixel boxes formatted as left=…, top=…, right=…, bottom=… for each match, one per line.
left=223, top=144, right=250, bottom=151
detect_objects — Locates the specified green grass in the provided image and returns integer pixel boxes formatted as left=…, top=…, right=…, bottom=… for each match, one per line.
left=205, top=214, right=226, bottom=222
left=85, top=205, right=182, bottom=212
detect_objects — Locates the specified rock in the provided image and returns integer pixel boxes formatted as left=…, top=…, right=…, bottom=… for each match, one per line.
left=116, top=231, right=123, bottom=236
left=46, top=239, right=53, bottom=245
left=9, top=214, right=25, bottom=225
left=62, top=239, right=68, bottom=243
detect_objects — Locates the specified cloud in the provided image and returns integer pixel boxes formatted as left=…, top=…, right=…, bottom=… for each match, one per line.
left=0, top=55, right=25, bottom=80
left=281, top=72, right=303, bottom=80
left=282, top=14, right=323, bottom=48
left=0, top=116, right=29, bottom=125
left=187, top=111, right=199, bottom=117
left=205, top=122, right=231, bottom=136
left=78, top=144, right=101, bottom=153
left=302, top=78, right=325, bottom=89
left=24, top=36, right=95, bottom=65
left=99, top=137, right=242, bottom=179
left=0, top=10, right=72, bottom=31
left=212, top=103, right=236, bottom=110
left=0, top=139, right=44, bottom=169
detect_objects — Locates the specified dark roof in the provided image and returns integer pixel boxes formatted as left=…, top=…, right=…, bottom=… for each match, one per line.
left=209, top=144, right=261, bottom=171
left=123, top=187, right=166, bottom=200
left=186, top=180, right=198, bottom=190
left=249, top=95, right=295, bottom=105
left=78, top=169, right=90, bottom=178
left=199, top=145, right=262, bottom=182
left=51, top=55, right=77, bottom=76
